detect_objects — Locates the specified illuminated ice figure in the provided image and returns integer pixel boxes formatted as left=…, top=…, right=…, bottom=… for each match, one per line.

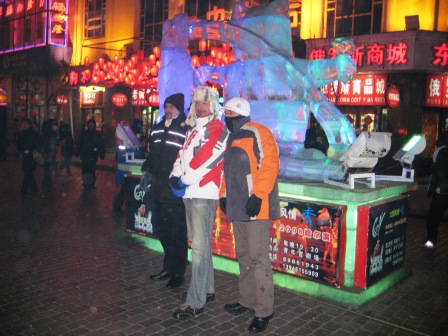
left=159, top=0, right=358, bottom=182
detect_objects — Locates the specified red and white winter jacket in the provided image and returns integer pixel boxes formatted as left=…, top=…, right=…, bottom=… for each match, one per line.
left=171, top=117, right=229, bottom=199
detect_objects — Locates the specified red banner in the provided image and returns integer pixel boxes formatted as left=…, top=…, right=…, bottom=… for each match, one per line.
left=425, top=75, right=448, bottom=108
left=320, top=74, right=387, bottom=106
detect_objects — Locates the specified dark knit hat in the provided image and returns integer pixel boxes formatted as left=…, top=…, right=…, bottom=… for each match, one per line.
left=164, top=93, right=184, bottom=114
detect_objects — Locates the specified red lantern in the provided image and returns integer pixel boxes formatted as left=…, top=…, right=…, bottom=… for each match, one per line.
left=199, top=39, right=207, bottom=52
left=148, top=54, right=156, bottom=66
left=153, top=46, right=161, bottom=58
left=192, top=55, right=199, bottom=68
left=98, top=57, right=105, bottom=67
left=84, top=56, right=90, bottom=66
left=146, top=90, right=159, bottom=107
left=29, top=110, right=38, bottom=117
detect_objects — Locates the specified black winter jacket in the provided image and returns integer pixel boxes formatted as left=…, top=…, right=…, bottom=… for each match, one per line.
left=141, top=113, right=188, bottom=203
left=18, top=128, right=42, bottom=171
left=428, top=146, right=448, bottom=196
left=75, top=129, right=105, bottom=162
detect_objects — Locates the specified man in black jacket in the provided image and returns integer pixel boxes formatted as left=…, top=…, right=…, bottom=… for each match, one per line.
left=140, top=93, right=189, bottom=288
left=420, top=131, right=448, bottom=249
left=18, top=119, right=42, bottom=199
left=75, top=119, right=105, bottom=190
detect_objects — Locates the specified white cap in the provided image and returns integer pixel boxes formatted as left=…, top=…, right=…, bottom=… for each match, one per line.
left=220, top=97, right=251, bottom=116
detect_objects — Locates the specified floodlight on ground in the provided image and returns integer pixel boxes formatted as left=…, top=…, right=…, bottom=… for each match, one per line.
left=376, top=134, right=426, bottom=182
left=324, top=132, right=392, bottom=189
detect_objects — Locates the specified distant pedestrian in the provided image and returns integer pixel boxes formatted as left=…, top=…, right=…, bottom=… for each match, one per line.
left=58, top=123, right=74, bottom=176
left=75, top=119, right=105, bottom=190
left=17, top=119, right=42, bottom=199
left=420, top=131, right=448, bottom=249
left=0, top=119, right=8, bottom=161
left=41, top=119, right=59, bottom=190
left=219, top=97, right=280, bottom=333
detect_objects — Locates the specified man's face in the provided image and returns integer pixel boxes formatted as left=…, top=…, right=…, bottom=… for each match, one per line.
left=195, top=101, right=212, bottom=118
left=164, top=103, right=180, bottom=120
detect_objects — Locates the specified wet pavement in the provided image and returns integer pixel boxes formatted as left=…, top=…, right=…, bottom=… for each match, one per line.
left=0, top=153, right=447, bottom=336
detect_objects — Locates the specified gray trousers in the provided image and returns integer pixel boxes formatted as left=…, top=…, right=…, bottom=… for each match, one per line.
left=233, top=219, right=274, bottom=317
left=184, top=198, right=217, bottom=309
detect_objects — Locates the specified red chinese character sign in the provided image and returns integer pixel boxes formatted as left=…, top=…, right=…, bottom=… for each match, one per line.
left=56, top=95, right=68, bottom=105
left=386, top=85, right=400, bottom=109
left=111, top=92, right=128, bottom=107
left=145, top=90, right=159, bottom=107
left=425, top=75, right=448, bottom=108
left=320, top=74, right=387, bottom=106
left=50, top=0, right=68, bottom=46
left=307, top=34, right=448, bottom=73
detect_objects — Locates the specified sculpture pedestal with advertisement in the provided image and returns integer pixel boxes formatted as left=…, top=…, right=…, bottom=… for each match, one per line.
left=133, top=180, right=417, bottom=308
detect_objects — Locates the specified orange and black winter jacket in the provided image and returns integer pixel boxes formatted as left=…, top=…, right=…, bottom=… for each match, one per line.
left=220, top=121, right=280, bottom=221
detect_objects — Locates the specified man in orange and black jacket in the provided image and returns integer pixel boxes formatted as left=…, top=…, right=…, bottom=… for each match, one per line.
left=219, top=97, right=280, bottom=333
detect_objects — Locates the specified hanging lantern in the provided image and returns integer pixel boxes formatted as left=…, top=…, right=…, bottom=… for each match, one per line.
left=148, top=54, right=156, bottom=66
left=199, top=55, right=207, bottom=66
left=191, top=55, right=199, bottom=68
left=153, top=46, right=161, bottom=58
left=199, top=39, right=207, bottom=52
left=150, top=66, right=158, bottom=77
left=210, top=47, right=217, bottom=58
left=84, top=56, right=90, bottom=66
left=98, top=57, right=105, bottom=67
left=114, top=55, right=119, bottom=64
left=222, top=43, right=231, bottom=52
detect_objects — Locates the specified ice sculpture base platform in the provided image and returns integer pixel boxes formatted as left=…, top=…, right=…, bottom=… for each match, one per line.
left=132, top=180, right=417, bottom=308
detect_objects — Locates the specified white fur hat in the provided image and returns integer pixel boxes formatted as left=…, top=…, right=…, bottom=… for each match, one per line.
left=185, top=87, right=219, bottom=127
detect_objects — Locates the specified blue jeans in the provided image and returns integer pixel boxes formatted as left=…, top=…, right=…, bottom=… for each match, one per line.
left=183, top=198, right=217, bottom=309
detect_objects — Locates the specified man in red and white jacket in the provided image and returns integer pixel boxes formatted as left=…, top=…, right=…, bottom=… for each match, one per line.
left=170, top=87, right=229, bottom=320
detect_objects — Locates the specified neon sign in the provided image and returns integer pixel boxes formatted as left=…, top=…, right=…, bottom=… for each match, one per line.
left=309, top=42, right=408, bottom=67
left=425, top=75, right=448, bottom=108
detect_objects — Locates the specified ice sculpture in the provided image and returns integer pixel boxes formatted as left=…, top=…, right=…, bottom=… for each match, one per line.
left=158, top=0, right=358, bottom=182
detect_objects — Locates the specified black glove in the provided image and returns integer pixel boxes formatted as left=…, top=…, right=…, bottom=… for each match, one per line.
left=245, top=194, right=262, bottom=217
left=219, top=198, right=227, bottom=214
left=169, top=176, right=182, bottom=190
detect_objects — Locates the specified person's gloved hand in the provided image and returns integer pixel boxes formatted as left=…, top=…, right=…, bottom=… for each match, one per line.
left=219, top=198, right=227, bottom=214
left=177, top=178, right=188, bottom=189
left=169, top=176, right=189, bottom=197
left=140, top=172, right=152, bottom=192
left=169, top=176, right=182, bottom=190
left=245, top=194, right=262, bottom=217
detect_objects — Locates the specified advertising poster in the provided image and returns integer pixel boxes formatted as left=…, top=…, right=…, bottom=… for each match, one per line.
left=211, top=199, right=347, bottom=287
left=125, top=176, right=154, bottom=237
left=355, top=196, right=408, bottom=288
left=270, top=200, right=346, bottom=287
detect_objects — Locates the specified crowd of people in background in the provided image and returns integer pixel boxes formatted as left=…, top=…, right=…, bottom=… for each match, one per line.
left=5, top=117, right=77, bottom=199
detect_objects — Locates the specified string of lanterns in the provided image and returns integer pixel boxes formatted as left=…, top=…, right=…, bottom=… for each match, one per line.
left=80, top=41, right=235, bottom=88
